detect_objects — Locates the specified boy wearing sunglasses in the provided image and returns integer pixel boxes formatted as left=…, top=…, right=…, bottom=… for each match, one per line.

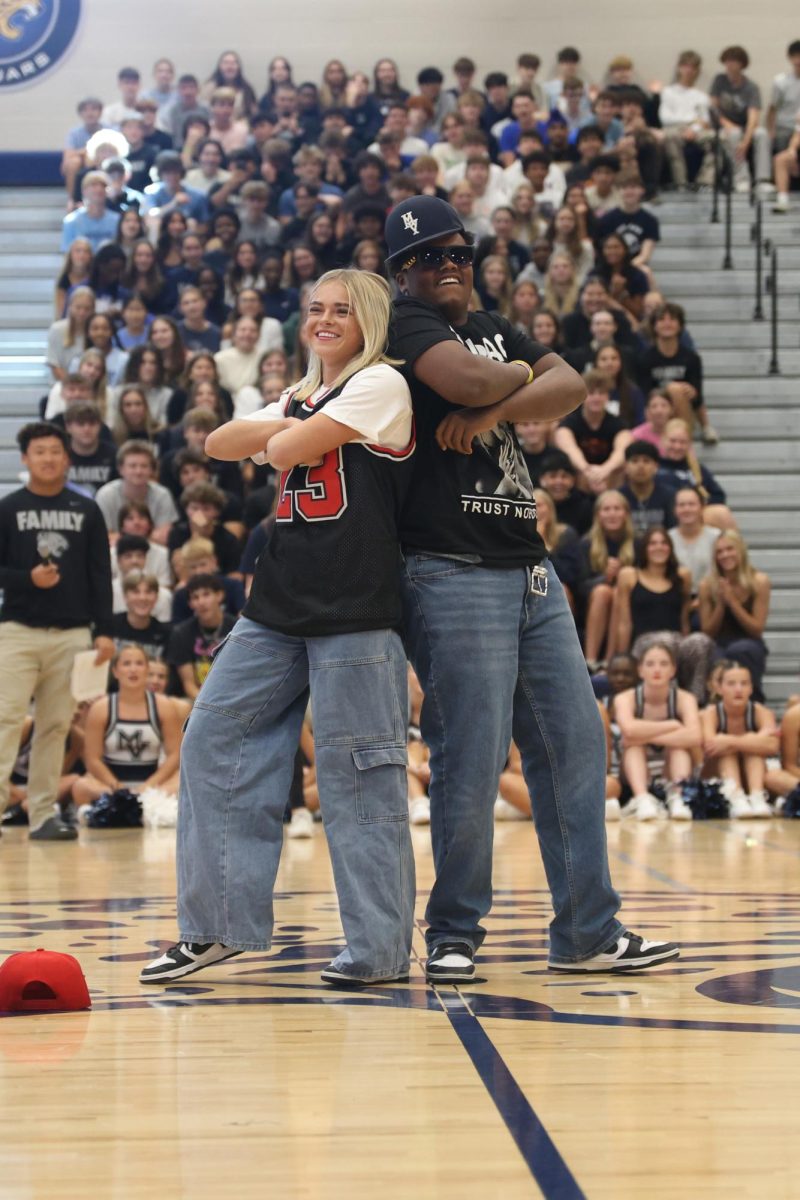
left=386, top=196, right=679, bottom=982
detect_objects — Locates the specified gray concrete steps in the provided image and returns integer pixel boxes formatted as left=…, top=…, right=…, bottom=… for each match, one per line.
left=703, top=378, right=800, bottom=402
left=0, top=208, right=66, bottom=230
left=718, top=475, right=799, bottom=509
left=764, top=630, right=797, bottom=669
left=0, top=302, right=58, bottom=327
left=0, top=366, right=50, bottom=388
left=0, top=278, right=59, bottom=302
left=659, top=224, right=800, bottom=247
left=701, top=441, right=799, bottom=471
left=0, top=188, right=64, bottom=208
left=0, top=385, right=46, bottom=410
left=692, top=322, right=799, bottom=349
left=700, top=348, right=800, bottom=376
left=741, top=548, right=800, bottom=587
left=654, top=269, right=800, bottom=296
left=0, top=254, right=62, bottom=277
left=708, top=409, right=796, bottom=437
left=670, top=297, right=798, bottom=320
left=764, top=590, right=800, bottom=629
left=733, top=510, right=800, bottom=546
left=655, top=245, right=800, bottom=268
left=0, top=232, right=64, bottom=253
left=0, top=332, right=47, bottom=353
left=764, top=676, right=798, bottom=706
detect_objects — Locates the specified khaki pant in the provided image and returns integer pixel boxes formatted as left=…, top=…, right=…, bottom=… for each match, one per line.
left=0, top=623, right=91, bottom=831
left=662, top=126, right=716, bottom=187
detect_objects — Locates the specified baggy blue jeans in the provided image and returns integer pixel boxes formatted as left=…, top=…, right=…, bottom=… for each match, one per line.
left=177, top=617, right=415, bottom=981
left=401, top=556, right=623, bottom=964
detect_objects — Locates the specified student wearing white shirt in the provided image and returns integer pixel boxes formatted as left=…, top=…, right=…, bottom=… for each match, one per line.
left=767, top=40, right=800, bottom=152
left=659, top=52, right=714, bottom=188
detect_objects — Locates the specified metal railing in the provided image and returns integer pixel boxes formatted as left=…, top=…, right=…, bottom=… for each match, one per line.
left=750, top=198, right=781, bottom=374
left=710, top=128, right=734, bottom=269
left=766, top=244, right=780, bottom=375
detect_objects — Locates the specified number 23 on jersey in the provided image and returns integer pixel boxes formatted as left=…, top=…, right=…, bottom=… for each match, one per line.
left=275, top=448, right=349, bottom=523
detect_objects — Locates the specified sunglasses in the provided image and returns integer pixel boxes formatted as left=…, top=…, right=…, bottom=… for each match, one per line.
left=402, top=245, right=475, bottom=271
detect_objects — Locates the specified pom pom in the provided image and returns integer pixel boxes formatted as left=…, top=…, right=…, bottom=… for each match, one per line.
left=140, top=787, right=179, bottom=829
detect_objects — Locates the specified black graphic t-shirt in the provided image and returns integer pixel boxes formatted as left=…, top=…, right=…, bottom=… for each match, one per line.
left=0, top=486, right=113, bottom=634
left=637, top=345, right=703, bottom=405
left=559, top=408, right=626, bottom=465
left=68, top=444, right=118, bottom=496
left=389, top=298, right=550, bottom=567
left=597, top=206, right=660, bottom=257
left=167, top=614, right=236, bottom=691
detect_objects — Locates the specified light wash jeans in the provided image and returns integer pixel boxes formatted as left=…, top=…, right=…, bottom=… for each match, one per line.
left=177, top=617, right=415, bottom=981
left=401, top=556, right=622, bottom=965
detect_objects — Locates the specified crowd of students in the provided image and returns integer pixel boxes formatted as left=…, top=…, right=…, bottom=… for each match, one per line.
left=5, top=40, right=799, bottom=834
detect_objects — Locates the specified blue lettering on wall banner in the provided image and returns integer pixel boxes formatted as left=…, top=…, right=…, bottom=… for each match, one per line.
left=0, top=0, right=81, bottom=89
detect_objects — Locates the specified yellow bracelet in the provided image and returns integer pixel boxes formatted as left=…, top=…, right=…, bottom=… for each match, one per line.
left=510, top=359, right=535, bottom=386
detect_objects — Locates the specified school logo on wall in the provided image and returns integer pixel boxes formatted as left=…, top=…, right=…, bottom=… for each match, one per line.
left=0, top=0, right=80, bottom=88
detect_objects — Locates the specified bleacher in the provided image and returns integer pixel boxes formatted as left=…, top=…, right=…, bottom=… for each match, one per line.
left=1, top=184, right=796, bottom=706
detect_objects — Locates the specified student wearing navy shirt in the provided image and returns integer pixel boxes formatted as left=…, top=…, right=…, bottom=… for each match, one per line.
left=597, top=175, right=660, bottom=271
left=619, top=440, right=676, bottom=536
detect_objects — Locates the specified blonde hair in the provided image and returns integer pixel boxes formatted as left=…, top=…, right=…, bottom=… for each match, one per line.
left=478, top=254, right=513, bottom=318
left=664, top=417, right=708, bottom=501
left=543, top=252, right=580, bottom=317
left=293, top=269, right=400, bottom=403
left=588, top=489, right=635, bottom=574
left=181, top=536, right=215, bottom=565
left=65, top=285, right=96, bottom=347
left=510, top=182, right=547, bottom=245
left=533, top=487, right=568, bottom=552
left=77, top=347, right=108, bottom=419
left=707, top=529, right=758, bottom=605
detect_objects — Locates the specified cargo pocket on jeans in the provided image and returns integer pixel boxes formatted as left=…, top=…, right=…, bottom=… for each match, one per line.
left=352, top=745, right=408, bottom=824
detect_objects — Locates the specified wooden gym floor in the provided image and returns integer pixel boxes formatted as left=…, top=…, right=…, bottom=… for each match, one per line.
left=1, top=817, right=800, bottom=1199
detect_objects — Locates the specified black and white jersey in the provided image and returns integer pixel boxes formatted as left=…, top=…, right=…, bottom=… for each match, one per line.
left=388, top=298, right=549, bottom=567
left=103, top=692, right=163, bottom=783
left=715, top=700, right=756, bottom=734
left=240, top=364, right=414, bottom=637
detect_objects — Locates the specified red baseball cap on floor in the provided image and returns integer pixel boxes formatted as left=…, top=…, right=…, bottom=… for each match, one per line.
left=0, top=949, right=91, bottom=1013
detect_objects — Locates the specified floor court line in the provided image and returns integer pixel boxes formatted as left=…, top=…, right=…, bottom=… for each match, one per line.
left=413, top=922, right=585, bottom=1199
left=611, top=849, right=695, bottom=894
left=433, top=984, right=587, bottom=1200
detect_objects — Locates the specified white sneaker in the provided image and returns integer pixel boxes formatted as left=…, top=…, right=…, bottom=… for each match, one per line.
left=728, top=790, right=754, bottom=819
left=747, top=790, right=772, bottom=819
left=735, top=180, right=751, bottom=194
left=772, top=194, right=790, bottom=214
left=494, top=795, right=527, bottom=821
left=409, top=797, right=431, bottom=825
left=287, top=807, right=314, bottom=838
left=756, top=181, right=776, bottom=196
left=667, top=793, right=693, bottom=821
left=605, top=797, right=622, bottom=822
left=549, top=931, right=679, bottom=972
left=628, top=793, right=662, bottom=821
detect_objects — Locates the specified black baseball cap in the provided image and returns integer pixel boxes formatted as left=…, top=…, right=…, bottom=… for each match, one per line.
left=384, top=195, right=470, bottom=267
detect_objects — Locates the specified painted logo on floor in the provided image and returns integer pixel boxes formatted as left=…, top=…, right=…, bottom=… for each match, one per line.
left=2, top=888, right=800, bottom=1035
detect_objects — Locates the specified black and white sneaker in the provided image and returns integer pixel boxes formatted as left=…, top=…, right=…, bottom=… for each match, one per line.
left=548, top=931, right=679, bottom=973
left=320, top=965, right=409, bottom=987
left=139, top=942, right=243, bottom=983
left=425, top=941, right=475, bottom=983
